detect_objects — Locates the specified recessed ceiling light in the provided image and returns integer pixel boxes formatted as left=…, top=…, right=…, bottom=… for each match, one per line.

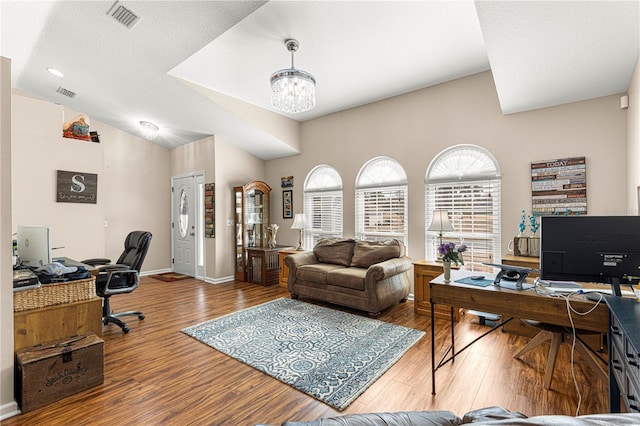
left=47, top=67, right=64, bottom=77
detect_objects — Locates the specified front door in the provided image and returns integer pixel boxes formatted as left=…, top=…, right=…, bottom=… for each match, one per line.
left=172, top=175, right=196, bottom=276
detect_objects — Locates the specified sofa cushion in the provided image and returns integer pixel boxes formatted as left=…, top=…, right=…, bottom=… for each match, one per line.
left=351, top=239, right=403, bottom=268
left=297, top=264, right=346, bottom=284
left=327, top=267, right=367, bottom=291
left=313, top=238, right=356, bottom=266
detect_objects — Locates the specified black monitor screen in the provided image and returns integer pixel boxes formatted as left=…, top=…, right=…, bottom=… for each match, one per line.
left=540, top=215, right=640, bottom=284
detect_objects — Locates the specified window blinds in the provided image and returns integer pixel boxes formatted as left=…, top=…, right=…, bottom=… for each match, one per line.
left=425, top=179, right=501, bottom=270
left=303, top=190, right=343, bottom=248
left=355, top=185, right=408, bottom=244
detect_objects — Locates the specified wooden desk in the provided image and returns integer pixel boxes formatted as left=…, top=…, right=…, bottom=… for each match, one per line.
left=14, top=297, right=103, bottom=351
left=429, top=269, right=609, bottom=394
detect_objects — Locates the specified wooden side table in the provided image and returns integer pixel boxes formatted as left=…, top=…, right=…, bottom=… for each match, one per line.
left=413, top=260, right=461, bottom=321
left=247, top=247, right=280, bottom=286
left=279, top=248, right=300, bottom=288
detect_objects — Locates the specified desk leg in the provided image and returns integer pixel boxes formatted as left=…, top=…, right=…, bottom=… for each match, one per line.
left=450, top=306, right=455, bottom=363
left=431, top=299, right=436, bottom=395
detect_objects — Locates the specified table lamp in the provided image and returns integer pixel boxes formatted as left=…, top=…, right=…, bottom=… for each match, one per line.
left=427, top=210, right=455, bottom=247
left=291, top=213, right=308, bottom=251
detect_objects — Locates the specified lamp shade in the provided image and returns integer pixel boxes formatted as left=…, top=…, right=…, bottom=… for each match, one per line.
left=291, top=213, right=308, bottom=230
left=427, top=210, right=455, bottom=233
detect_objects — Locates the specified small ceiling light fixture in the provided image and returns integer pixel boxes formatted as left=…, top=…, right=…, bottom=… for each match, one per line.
left=47, top=67, right=64, bottom=77
left=139, top=121, right=159, bottom=141
left=270, top=39, right=316, bottom=114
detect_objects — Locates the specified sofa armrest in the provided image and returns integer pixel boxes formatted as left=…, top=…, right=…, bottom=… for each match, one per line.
left=366, top=256, right=412, bottom=281
left=284, top=252, right=318, bottom=270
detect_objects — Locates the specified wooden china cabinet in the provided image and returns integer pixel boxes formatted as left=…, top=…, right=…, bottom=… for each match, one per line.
left=234, top=180, right=271, bottom=282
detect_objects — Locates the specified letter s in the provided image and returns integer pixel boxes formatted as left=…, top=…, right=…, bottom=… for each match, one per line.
left=71, top=175, right=86, bottom=193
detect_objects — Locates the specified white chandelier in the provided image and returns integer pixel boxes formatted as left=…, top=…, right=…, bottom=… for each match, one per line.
left=270, top=39, right=316, bottom=114
left=139, top=121, right=159, bottom=141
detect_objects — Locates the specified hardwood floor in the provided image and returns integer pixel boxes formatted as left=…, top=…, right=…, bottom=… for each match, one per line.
left=5, top=277, right=608, bottom=425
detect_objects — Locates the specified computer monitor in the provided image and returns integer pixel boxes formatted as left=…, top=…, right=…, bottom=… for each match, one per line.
left=17, top=226, right=52, bottom=268
left=540, top=216, right=640, bottom=295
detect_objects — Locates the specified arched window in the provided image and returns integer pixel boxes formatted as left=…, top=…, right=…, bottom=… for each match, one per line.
left=425, top=145, right=501, bottom=270
left=355, top=156, right=408, bottom=245
left=303, top=165, right=343, bottom=248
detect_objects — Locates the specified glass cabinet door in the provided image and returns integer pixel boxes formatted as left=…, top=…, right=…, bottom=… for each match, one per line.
left=234, top=180, right=271, bottom=282
left=234, top=187, right=243, bottom=278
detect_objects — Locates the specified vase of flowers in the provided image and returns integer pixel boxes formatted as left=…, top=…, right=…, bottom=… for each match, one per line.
left=438, top=242, right=467, bottom=283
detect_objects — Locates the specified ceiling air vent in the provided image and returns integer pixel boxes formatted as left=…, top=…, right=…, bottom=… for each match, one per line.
left=56, top=86, right=76, bottom=98
left=106, top=1, right=141, bottom=29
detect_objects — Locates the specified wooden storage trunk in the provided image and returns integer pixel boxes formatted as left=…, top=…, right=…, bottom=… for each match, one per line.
left=15, top=332, right=104, bottom=413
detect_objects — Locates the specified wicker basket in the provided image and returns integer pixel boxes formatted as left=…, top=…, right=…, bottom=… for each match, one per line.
left=14, top=277, right=97, bottom=312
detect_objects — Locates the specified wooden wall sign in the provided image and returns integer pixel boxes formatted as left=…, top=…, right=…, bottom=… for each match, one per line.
left=56, top=170, right=98, bottom=204
left=531, top=156, right=586, bottom=216
left=204, top=183, right=214, bottom=238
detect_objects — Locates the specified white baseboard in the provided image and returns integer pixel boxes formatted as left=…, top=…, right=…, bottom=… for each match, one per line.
left=205, top=275, right=235, bottom=285
left=140, top=268, right=171, bottom=277
left=0, top=401, right=20, bottom=420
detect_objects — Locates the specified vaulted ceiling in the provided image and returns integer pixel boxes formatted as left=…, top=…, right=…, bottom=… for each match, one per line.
left=1, top=1, right=638, bottom=159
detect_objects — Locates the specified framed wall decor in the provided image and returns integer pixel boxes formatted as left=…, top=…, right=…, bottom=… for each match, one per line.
left=531, top=156, right=586, bottom=216
left=281, top=176, right=294, bottom=188
left=204, top=183, right=214, bottom=238
left=283, top=190, right=293, bottom=218
left=56, top=170, right=98, bottom=204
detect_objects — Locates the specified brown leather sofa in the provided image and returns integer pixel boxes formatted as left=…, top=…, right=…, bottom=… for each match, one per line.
left=271, top=406, right=640, bottom=425
left=285, top=238, right=411, bottom=316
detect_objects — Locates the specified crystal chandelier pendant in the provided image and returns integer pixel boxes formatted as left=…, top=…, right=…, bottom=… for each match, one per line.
left=270, top=39, right=316, bottom=114
left=139, top=121, right=159, bottom=141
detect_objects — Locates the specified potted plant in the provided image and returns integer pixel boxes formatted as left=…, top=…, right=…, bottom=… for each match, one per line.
left=438, top=242, right=467, bottom=283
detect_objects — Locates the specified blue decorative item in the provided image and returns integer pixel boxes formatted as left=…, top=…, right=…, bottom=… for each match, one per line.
left=518, top=210, right=527, bottom=235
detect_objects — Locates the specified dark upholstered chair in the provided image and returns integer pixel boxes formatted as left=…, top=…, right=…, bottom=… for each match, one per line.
left=83, top=231, right=152, bottom=333
left=513, top=319, right=607, bottom=389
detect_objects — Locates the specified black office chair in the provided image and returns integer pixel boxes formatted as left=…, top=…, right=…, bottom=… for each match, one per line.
left=83, top=231, right=152, bottom=333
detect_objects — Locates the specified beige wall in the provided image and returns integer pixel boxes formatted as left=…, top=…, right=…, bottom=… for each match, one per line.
left=214, top=136, right=265, bottom=280
left=265, top=71, right=628, bottom=269
left=11, top=93, right=171, bottom=272
left=1, top=57, right=17, bottom=419
left=628, top=57, right=640, bottom=213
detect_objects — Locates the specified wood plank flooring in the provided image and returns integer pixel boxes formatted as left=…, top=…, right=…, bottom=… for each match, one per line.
left=5, top=277, right=609, bottom=425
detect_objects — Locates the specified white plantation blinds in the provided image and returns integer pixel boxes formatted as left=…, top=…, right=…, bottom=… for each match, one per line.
left=355, top=157, right=408, bottom=245
left=303, top=165, right=343, bottom=248
left=425, top=146, right=501, bottom=270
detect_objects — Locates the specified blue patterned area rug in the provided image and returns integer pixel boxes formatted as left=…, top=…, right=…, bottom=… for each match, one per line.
left=181, top=298, right=425, bottom=411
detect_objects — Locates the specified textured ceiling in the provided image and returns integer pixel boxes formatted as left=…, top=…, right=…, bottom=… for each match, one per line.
left=1, top=1, right=638, bottom=159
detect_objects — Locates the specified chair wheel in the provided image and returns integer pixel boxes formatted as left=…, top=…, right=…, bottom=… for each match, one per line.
left=122, top=327, right=130, bottom=333
left=138, top=314, right=145, bottom=320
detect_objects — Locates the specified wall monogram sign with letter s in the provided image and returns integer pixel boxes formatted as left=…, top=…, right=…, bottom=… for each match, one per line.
left=56, top=170, right=98, bottom=204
